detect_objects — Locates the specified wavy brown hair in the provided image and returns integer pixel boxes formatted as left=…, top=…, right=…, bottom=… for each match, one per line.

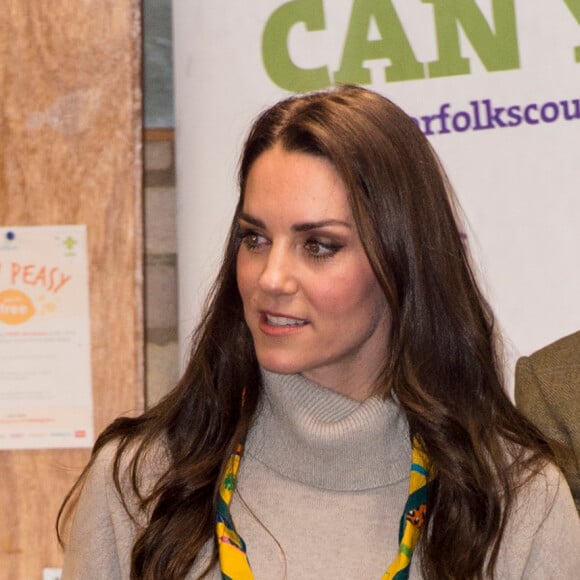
left=59, top=85, right=553, bottom=579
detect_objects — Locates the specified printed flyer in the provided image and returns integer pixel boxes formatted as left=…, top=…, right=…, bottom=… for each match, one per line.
left=0, top=225, right=93, bottom=449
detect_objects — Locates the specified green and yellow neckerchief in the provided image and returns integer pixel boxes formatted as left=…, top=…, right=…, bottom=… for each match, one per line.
left=216, top=435, right=432, bottom=580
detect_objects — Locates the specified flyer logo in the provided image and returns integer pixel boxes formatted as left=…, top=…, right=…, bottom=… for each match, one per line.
left=0, top=289, right=36, bottom=325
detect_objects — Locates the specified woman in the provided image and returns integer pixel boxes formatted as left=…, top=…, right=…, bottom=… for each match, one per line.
left=59, top=85, right=580, bottom=579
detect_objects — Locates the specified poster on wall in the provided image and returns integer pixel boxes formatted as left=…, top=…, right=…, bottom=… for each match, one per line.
left=173, top=0, right=580, bottom=390
left=0, top=225, right=93, bottom=450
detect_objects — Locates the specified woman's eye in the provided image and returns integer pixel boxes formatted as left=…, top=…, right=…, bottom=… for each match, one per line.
left=304, top=239, right=341, bottom=259
left=240, top=231, right=267, bottom=251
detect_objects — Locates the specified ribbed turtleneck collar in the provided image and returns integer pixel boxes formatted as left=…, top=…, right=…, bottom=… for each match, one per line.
left=244, top=370, right=412, bottom=491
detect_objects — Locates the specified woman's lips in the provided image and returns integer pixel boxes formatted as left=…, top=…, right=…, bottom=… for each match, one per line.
left=258, top=312, right=309, bottom=336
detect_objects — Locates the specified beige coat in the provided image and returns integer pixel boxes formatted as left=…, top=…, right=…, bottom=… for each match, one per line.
left=516, top=330, right=580, bottom=511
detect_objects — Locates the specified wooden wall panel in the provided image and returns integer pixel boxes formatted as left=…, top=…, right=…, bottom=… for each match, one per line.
left=0, top=1, right=143, bottom=577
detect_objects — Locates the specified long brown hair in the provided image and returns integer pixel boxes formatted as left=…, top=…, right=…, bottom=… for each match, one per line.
left=59, top=85, right=553, bottom=579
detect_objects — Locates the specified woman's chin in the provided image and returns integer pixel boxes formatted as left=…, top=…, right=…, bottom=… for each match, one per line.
left=255, top=355, right=303, bottom=376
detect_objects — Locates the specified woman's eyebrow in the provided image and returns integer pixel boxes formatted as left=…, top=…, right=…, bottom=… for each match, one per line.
left=239, top=212, right=350, bottom=232
left=238, top=213, right=264, bottom=228
left=292, top=220, right=351, bottom=232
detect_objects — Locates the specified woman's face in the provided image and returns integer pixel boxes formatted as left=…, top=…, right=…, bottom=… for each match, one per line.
left=236, top=144, right=390, bottom=401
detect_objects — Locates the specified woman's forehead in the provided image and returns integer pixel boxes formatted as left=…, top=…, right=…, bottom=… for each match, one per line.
left=242, top=146, right=353, bottom=224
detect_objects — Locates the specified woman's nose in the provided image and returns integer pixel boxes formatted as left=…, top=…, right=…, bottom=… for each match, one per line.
left=258, top=245, right=298, bottom=295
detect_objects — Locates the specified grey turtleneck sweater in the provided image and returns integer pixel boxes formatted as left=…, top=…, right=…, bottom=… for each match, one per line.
left=62, top=370, right=580, bottom=579
left=231, top=370, right=413, bottom=579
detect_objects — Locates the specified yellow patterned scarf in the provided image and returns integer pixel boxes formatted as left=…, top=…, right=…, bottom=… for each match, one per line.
left=216, top=437, right=432, bottom=580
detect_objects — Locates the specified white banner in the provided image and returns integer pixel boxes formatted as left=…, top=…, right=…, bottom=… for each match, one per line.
left=173, top=0, right=580, bottom=391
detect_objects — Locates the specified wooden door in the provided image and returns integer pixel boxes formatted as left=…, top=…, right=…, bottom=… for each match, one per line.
left=0, top=1, right=143, bottom=577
